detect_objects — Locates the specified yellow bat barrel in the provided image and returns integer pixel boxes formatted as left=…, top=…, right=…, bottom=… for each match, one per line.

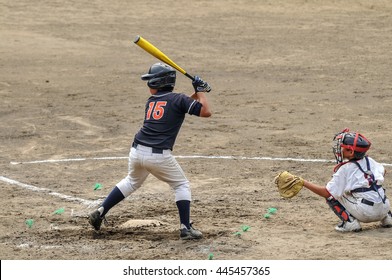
left=134, top=35, right=189, bottom=77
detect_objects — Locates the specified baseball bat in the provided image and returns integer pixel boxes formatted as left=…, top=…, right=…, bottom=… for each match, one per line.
left=133, top=35, right=195, bottom=81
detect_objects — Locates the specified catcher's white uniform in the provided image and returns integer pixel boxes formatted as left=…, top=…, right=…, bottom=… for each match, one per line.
left=326, top=156, right=391, bottom=222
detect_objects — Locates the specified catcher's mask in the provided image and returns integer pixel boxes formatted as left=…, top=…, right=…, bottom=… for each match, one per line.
left=332, top=128, right=371, bottom=163
left=141, top=62, right=176, bottom=91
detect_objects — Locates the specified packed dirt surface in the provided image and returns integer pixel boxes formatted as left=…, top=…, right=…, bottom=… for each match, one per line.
left=1, top=0, right=392, bottom=260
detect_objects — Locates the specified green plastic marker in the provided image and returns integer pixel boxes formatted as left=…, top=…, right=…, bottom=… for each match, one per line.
left=208, top=253, right=214, bottom=260
left=264, top=213, right=271, bottom=219
left=25, top=219, right=34, bottom=228
left=53, top=207, right=65, bottom=215
left=241, top=225, right=251, bottom=232
left=94, top=183, right=102, bottom=190
left=267, top=208, right=278, bottom=214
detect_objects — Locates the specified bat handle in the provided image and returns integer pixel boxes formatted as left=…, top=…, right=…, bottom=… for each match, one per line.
left=185, top=73, right=195, bottom=81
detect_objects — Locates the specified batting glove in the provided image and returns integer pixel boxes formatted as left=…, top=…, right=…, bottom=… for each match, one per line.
left=192, top=76, right=211, bottom=93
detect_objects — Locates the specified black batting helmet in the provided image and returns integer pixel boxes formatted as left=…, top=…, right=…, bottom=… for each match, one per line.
left=141, top=62, right=176, bottom=90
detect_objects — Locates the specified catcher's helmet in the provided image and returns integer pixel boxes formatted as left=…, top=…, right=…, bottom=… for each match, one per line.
left=332, top=128, right=371, bottom=163
left=141, top=62, right=176, bottom=90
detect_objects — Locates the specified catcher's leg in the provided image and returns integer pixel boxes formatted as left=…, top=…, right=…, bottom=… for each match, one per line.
left=381, top=210, right=392, bottom=228
left=326, top=197, right=353, bottom=222
left=326, top=197, right=362, bottom=232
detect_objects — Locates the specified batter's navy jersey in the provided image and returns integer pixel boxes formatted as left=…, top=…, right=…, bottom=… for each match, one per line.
left=134, top=90, right=202, bottom=150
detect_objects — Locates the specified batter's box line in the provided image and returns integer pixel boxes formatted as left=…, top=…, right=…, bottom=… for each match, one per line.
left=9, top=155, right=392, bottom=166
left=0, top=175, right=101, bottom=208
left=10, top=156, right=128, bottom=165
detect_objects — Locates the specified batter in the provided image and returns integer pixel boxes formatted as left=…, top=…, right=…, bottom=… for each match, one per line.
left=88, top=62, right=212, bottom=240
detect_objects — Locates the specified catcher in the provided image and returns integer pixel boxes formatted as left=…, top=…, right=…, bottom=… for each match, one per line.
left=275, top=128, right=392, bottom=232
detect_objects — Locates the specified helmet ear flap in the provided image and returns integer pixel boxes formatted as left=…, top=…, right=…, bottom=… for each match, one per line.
left=141, top=63, right=176, bottom=89
left=147, top=77, right=164, bottom=88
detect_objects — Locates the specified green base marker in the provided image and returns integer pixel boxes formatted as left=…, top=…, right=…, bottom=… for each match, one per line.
left=234, top=225, right=251, bottom=236
left=208, top=253, right=214, bottom=260
left=264, top=213, right=271, bottom=219
left=94, top=183, right=102, bottom=190
left=53, top=207, right=65, bottom=215
left=267, top=207, right=278, bottom=214
left=25, top=219, right=34, bottom=228
left=241, top=225, right=251, bottom=232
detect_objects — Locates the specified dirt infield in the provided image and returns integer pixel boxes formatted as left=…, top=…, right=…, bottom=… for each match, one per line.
left=1, top=0, right=392, bottom=260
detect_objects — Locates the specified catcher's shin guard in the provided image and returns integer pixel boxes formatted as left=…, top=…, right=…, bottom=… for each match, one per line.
left=326, top=197, right=353, bottom=222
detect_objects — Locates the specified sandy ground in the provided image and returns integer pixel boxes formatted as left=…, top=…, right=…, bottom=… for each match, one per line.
left=1, top=0, right=392, bottom=260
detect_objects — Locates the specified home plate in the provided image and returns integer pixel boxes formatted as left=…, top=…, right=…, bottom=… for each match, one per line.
left=120, top=219, right=167, bottom=228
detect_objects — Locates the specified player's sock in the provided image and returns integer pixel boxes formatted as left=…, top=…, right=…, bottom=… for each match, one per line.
left=100, top=186, right=125, bottom=217
left=176, top=200, right=191, bottom=229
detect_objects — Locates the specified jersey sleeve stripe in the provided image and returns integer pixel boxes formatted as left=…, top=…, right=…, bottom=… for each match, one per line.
left=187, top=100, right=197, bottom=114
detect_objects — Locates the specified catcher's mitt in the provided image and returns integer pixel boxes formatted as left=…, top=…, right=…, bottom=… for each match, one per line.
left=274, top=171, right=304, bottom=198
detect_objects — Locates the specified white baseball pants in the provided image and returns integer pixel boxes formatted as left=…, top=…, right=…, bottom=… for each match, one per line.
left=116, top=144, right=191, bottom=202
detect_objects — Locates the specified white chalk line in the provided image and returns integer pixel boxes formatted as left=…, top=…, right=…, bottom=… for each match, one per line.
left=10, top=155, right=392, bottom=166
left=10, top=155, right=337, bottom=165
left=0, top=176, right=100, bottom=208
left=10, top=156, right=128, bottom=165
left=4, top=155, right=333, bottom=209
left=3, top=155, right=392, bottom=208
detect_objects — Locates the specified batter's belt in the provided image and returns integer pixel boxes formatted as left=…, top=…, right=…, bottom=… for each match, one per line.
left=132, top=142, right=165, bottom=154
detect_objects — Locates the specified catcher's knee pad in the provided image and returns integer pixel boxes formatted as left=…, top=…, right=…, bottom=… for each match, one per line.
left=326, top=197, right=352, bottom=222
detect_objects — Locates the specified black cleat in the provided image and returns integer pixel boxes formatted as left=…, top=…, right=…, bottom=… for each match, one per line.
left=180, top=224, right=203, bottom=240
left=88, top=210, right=104, bottom=231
